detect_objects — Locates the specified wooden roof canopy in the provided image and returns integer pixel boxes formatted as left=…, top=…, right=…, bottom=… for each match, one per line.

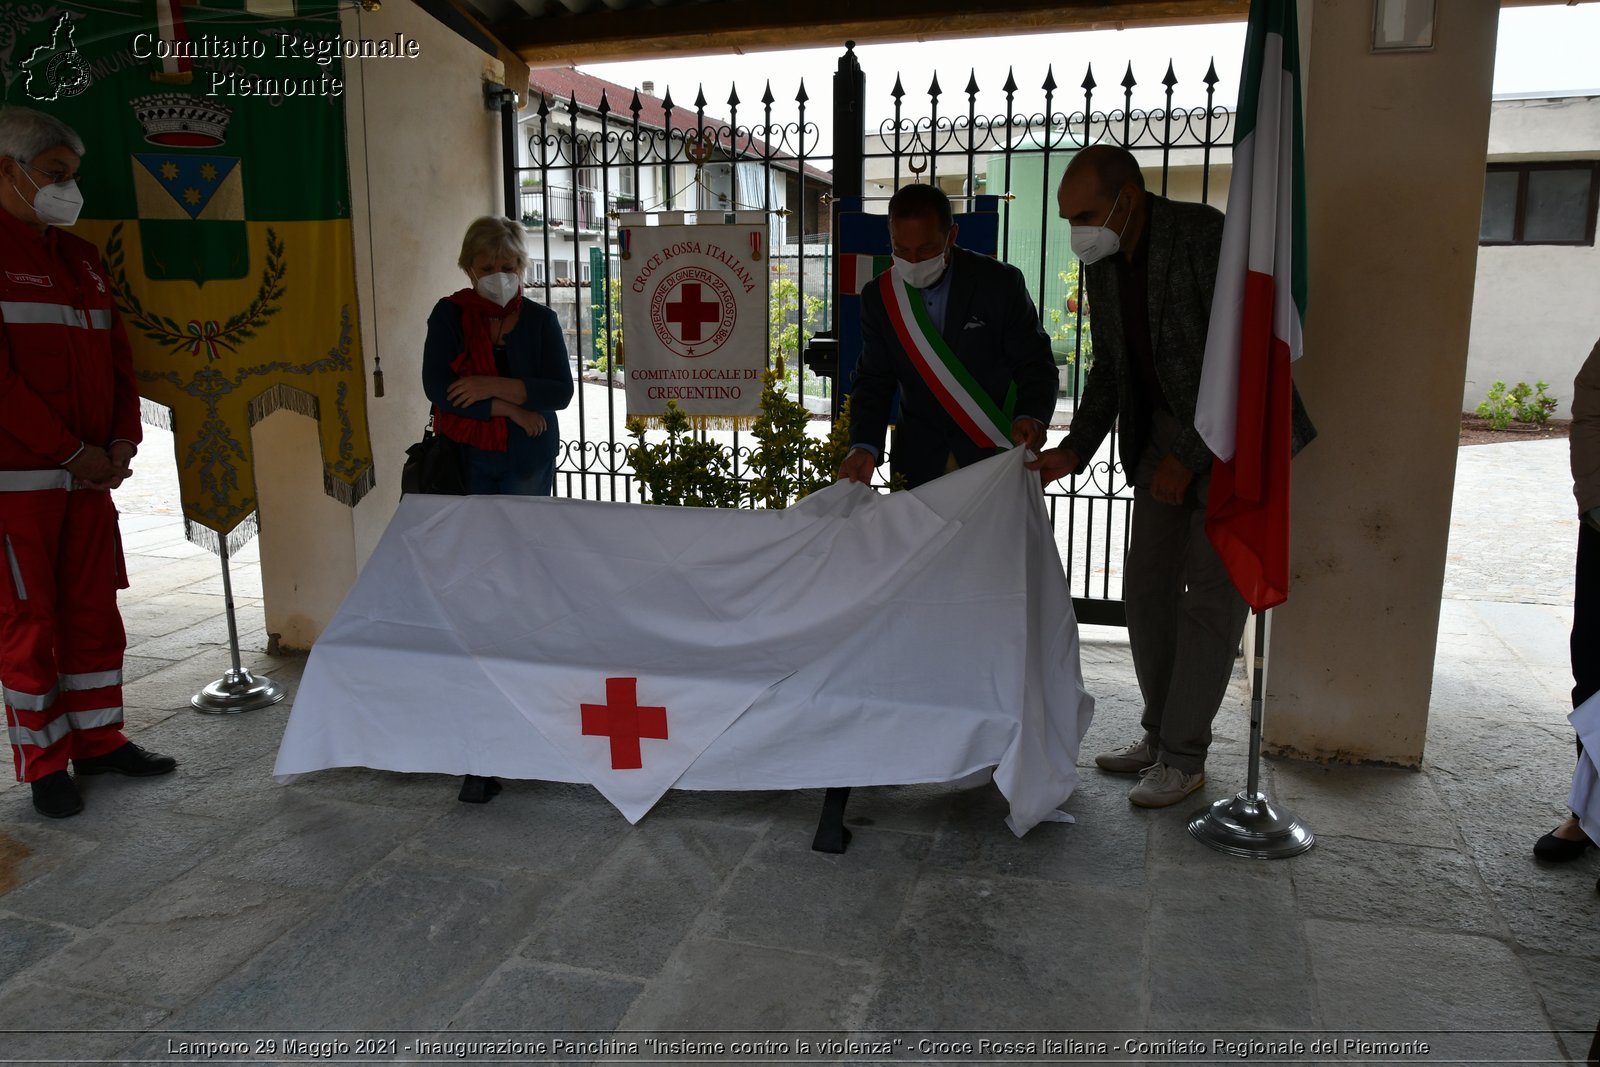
left=444, top=0, right=1253, bottom=66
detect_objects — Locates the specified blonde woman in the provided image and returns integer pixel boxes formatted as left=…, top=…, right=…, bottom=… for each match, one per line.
left=422, top=216, right=572, bottom=495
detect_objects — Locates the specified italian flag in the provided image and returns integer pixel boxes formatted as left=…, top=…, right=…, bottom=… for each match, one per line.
left=1194, top=0, right=1307, bottom=614
left=840, top=254, right=891, bottom=295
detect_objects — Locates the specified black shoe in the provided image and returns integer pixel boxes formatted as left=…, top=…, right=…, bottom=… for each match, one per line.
left=72, top=741, right=177, bottom=778
left=458, top=775, right=502, bottom=804
left=1533, top=827, right=1594, bottom=862
left=31, top=771, right=83, bottom=818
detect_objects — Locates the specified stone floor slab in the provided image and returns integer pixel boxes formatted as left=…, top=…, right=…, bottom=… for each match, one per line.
left=1272, top=762, right=1460, bottom=849
left=1145, top=859, right=1316, bottom=1030
left=0, top=984, right=169, bottom=1062
left=0, top=811, right=230, bottom=928
left=521, top=820, right=758, bottom=977
left=166, top=858, right=551, bottom=1031
left=197, top=794, right=433, bottom=892
left=1305, top=918, right=1568, bottom=1060
left=1287, top=834, right=1505, bottom=936
left=402, top=781, right=632, bottom=880
left=928, top=776, right=1144, bottom=889
left=703, top=826, right=927, bottom=962
left=121, top=650, right=290, bottom=713
left=0, top=912, right=75, bottom=987
left=1520, top=951, right=1600, bottom=1064
left=0, top=822, right=98, bottom=898
left=445, top=960, right=646, bottom=1032
left=124, top=613, right=273, bottom=665
left=619, top=937, right=875, bottom=1030
left=24, top=873, right=316, bottom=1010
left=1452, top=820, right=1600, bottom=958
left=864, top=872, right=1146, bottom=1031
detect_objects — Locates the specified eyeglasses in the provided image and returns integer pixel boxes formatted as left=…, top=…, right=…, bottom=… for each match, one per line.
left=12, top=158, right=79, bottom=185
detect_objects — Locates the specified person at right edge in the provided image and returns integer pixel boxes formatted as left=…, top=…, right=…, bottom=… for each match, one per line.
left=1533, top=335, right=1598, bottom=875
left=1028, top=145, right=1316, bottom=809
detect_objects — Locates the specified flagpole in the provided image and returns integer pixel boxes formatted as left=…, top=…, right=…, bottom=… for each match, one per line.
left=191, top=533, right=286, bottom=715
left=1187, top=607, right=1314, bottom=858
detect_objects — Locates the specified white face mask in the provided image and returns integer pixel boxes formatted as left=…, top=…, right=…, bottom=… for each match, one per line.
left=12, top=162, right=83, bottom=226
left=474, top=270, right=521, bottom=307
left=891, top=246, right=950, bottom=290
left=1070, top=189, right=1129, bottom=266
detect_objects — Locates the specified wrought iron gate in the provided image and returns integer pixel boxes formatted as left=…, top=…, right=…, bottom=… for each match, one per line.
left=512, top=44, right=1234, bottom=626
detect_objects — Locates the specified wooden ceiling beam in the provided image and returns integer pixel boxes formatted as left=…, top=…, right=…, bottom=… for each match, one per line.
left=498, top=0, right=1251, bottom=65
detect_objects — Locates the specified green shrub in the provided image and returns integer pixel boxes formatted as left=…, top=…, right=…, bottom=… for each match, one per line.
left=627, top=372, right=887, bottom=510
left=1476, top=380, right=1558, bottom=430
left=625, top=402, right=741, bottom=508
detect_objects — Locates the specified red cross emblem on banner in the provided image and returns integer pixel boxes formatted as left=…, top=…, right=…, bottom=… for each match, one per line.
left=580, top=677, right=669, bottom=770
left=664, top=282, right=721, bottom=343
left=651, top=267, right=737, bottom=358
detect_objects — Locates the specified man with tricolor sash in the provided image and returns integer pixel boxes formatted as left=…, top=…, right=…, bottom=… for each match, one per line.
left=1029, top=144, right=1315, bottom=809
left=838, top=184, right=1058, bottom=489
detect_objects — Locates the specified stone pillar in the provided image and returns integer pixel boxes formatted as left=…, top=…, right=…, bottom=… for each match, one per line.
left=255, top=0, right=506, bottom=649
left=1263, top=0, right=1500, bottom=766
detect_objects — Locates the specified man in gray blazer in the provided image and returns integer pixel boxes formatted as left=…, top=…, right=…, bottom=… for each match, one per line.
left=1030, top=145, right=1316, bottom=808
left=838, top=184, right=1058, bottom=489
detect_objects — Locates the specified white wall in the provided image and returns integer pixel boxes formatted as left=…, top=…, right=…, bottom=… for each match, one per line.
left=1463, top=94, right=1600, bottom=415
left=255, top=0, right=505, bottom=649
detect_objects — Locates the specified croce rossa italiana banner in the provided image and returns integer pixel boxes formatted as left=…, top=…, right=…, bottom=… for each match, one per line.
left=619, top=212, right=769, bottom=427
left=2, top=0, right=394, bottom=551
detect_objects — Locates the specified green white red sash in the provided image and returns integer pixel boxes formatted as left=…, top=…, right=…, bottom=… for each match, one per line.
left=878, top=271, right=1014, bottom=449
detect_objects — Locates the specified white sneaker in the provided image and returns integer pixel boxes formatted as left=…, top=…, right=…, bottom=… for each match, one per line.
left=1094, top=738, right=1158, bottom=774
left=1127, top=762, right=1206, bottom=808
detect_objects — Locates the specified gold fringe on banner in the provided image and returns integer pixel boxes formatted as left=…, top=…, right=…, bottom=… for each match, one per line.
left=628, top=415, right=762, bottom=432
left=140, top=397, right=174, bottom=431
left=247, top=383, right=321, bottom=426
left=325, top=465, right=376, bottom=508
left=183, top=512, right=259, bottom=557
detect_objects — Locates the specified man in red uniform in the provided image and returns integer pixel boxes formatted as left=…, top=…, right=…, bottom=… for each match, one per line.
left=1, top=106, right=175, bottom=818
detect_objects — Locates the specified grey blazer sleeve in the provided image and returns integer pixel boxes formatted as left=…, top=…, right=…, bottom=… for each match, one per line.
left=1169, top=207, right=1226, bottom=474
left=1061, top=269, right=1120, bottom=473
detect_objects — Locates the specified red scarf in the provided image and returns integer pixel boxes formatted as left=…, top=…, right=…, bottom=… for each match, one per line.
left=434, top=288, right=523, bottom=451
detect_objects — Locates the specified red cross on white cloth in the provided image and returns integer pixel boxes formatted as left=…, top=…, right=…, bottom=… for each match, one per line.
left=580, top=677, right=668, bottom=770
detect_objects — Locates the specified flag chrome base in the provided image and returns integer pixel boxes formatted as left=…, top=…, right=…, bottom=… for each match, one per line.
left=1187, top=789, right=1314, bottom=859
left=191, top=667, right=286, bottom=715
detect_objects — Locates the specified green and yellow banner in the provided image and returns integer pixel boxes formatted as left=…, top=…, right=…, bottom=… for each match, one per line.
left=2, top=0, right=374, bottom=551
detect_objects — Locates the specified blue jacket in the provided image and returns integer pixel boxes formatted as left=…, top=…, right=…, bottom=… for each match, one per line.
left=421, top=297, right=573, bottom=475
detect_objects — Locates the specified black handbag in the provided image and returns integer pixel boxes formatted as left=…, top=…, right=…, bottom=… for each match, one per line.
left=401, top=414, right=467, bottom=496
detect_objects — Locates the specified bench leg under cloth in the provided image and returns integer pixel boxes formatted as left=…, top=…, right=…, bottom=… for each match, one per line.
left=458, top=775, right=502, bottom=804
left=812, top=787, right=852, bottom=853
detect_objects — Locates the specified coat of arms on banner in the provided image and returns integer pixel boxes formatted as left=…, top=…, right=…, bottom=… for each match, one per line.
left=619, top=212, right=769, bottom=427
left=4, top=0, right=375, bottom=553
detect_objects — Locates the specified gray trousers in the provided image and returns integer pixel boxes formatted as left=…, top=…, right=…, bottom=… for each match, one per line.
left=1126, top=411, right=1250, bottom=774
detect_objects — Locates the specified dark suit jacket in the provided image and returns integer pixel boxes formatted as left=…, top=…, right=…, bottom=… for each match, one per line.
left=1062, top=194, right=1316, bottom=477
left=849, top=246, right=1058, bottom=488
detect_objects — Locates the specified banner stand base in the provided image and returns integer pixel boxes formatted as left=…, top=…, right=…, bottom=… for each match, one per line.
left=192, top=666, right=286, bottom=715
left=190, top=533, right=286, bottom=715
left=1187, top=789, right=1314, bottom=859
